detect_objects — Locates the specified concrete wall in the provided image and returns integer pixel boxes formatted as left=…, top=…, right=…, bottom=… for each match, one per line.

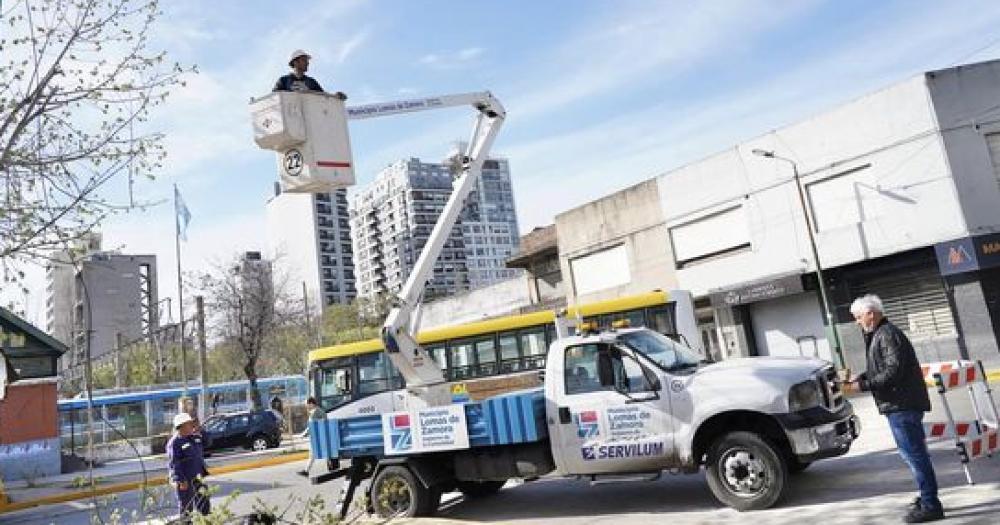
left=0, top=379, right=60, bottom=482
left=555, top=179, right=677, bottom=305
left=266, top=192, right=323, bottom=316
left=927, top=60, right=1000, bottom=235
left=420, top=277, right=530, bottom=330
left=658, top=74, right=967, bottom=296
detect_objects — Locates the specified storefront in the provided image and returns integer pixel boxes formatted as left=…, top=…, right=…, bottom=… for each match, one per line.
left=934, top=233, right=1000, bottom=367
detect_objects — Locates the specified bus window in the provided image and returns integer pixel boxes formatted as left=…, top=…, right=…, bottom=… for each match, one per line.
left=426, top=344, right=447, bottom=372
left=520, top=328, right=547, bottom=369
left=475, top=338, right=497, bottom=376
left=387, top=359, right=405, bottom=389
left=449, top=340, right=475, bottom=380
left=498, top=332, right=520, bottom=373
left=358, top=352, right=391, bottom=395
left=319, top=364, right=353, bottom=410
left=647, top=305, right=676, bottom=336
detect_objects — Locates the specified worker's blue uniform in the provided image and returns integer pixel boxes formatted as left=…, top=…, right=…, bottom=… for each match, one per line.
left=167, top=432, right=210, bottom=517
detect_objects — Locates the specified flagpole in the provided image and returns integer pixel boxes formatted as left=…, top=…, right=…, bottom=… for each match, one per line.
left=174, top=184, right=188, bottom=396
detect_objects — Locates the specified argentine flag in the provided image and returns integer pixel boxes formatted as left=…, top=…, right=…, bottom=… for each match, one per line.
left=174, top=185, right=192, bottom=241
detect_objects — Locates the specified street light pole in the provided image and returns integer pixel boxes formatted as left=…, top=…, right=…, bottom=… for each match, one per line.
left=752, top=149, right=846, bottom=370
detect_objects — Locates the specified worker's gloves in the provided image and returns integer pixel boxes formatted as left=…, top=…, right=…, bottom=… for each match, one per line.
left=333, top=91, right=348, bottom=101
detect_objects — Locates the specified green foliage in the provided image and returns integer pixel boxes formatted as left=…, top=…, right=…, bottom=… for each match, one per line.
left=0, top=0, right=194, bottom=287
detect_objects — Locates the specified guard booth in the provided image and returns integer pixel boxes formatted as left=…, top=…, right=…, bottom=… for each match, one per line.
left=0, top=307, right=67, bottom=483
left=250, top=91, right=356, bottom=193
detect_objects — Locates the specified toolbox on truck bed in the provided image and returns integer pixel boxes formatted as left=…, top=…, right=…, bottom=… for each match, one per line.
left=309, top=388, right=547, bottom=459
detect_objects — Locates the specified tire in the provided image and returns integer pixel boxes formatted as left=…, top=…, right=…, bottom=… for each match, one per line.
left=371, top=466, right=435, bottom=518
left=250, top=434, right=269, bottom=452
left=457, top=480, right=506, bottom=498
left=705, top=431, right=787, bottom=511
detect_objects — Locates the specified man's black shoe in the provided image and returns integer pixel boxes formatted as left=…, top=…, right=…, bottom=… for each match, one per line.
left=904, top=505, right=945, bottom=523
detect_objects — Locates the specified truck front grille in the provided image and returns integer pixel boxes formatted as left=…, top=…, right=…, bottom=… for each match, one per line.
left=819, top=366, right=844, bottom=411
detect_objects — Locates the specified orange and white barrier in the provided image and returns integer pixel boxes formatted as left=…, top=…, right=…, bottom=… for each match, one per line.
left=921, top=360, right=979, bottom=389
left=963, top=429, right=999, bottom=460
left=920, top=359, right=999, bottom=485
left=924, top=421, right=990, bottom=440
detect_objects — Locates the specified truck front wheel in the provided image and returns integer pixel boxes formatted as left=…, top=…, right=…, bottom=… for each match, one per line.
left=705, top=431, right=787, bottom=511
left=371, top=465, right=440, bottom=518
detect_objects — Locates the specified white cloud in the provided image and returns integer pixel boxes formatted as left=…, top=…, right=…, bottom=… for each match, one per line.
left=337, top=27, right=372, bottom=64
left=418, top=47, right=484, bottom=69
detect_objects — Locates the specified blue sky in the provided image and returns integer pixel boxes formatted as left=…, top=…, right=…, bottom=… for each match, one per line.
left=9, top=0, right=1000, bottom=323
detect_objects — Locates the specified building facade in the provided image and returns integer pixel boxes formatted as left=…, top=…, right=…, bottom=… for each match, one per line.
left=45, top=236, right=157, bottom=383
left=265, top=185, right=355, bottom=312
left=350, top=153, right=520, bottom=300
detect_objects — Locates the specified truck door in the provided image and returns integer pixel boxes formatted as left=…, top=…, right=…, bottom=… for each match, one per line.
left=549, top=341, right=673, bottom=475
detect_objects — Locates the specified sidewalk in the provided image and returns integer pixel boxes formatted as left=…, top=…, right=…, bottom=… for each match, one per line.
left=0, top=436, right=311, bottom=514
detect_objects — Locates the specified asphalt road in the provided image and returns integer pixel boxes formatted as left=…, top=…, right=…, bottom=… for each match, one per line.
left=2, top=394, right=999, bottom=524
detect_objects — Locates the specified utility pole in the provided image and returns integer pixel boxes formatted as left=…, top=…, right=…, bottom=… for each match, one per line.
left=115, top=332, right=124, bottom=389
left=752, top=149, right=846, bottom=370
left=196, top=296, right=208, bottom=420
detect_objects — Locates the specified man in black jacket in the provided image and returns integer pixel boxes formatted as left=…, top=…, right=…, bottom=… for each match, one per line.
left=849, top=294, right=943, bottom=523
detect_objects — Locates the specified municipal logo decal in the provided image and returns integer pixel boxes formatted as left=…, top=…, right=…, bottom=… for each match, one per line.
left=575, top=410, right=600, bottom=439
left=389, top=414, right=412, bottom=452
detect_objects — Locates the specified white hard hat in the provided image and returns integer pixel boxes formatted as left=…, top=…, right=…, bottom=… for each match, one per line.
left=289, top=49, right=311, bottom=66
left=173, top=412, right=194, bottom=429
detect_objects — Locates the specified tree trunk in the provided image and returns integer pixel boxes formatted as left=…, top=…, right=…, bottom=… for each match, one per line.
left=246, top=362, right=262, bottom=411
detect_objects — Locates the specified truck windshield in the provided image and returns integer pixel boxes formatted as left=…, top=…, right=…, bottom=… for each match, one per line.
left=619, top=329, right=702, bottom=371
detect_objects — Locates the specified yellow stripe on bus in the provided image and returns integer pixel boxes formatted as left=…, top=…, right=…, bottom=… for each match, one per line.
left=307, top=290, right=674, bottom=363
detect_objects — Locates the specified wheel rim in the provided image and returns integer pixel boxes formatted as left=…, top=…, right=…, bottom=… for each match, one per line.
left=720, top=447, right=770, bottom=497
left=378, top=475, right=413, bottom=515
left=252, top=438, right=268, bottom=451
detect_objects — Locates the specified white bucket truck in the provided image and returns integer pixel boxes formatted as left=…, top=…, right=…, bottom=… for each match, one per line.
left=250, top=90, right=860, bottom=519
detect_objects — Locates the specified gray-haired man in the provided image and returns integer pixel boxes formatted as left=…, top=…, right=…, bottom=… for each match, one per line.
left=848, top=294, right=943, bottom=523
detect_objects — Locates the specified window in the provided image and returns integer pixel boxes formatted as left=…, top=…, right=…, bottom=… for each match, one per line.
left=358, top=352, right=391, bottom=395
left=318, top=361, right=353, bottom=410
left=564, top=343, right=655, bottom=396
left=570, top=245, right=631, bottom=296
left=426, top=344, right=447, bottom=372
left=229, top=414, right=251, bottom=429
left=669, top=206, right=750, bottom=266
left=564, top=344, right=604, bottom=395
left=490, top=333, right=517, bottom=373
left=449, top=340, right=476, bottom=380
left=475, top=338, right=497, bottom=376
left=805, top=164, right=877, bottom=232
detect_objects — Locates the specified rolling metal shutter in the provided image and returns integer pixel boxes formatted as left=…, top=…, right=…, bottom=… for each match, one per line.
left=851, top=266, right=956, bottom=339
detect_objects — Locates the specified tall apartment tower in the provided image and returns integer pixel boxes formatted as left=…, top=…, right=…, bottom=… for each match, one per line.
left=350, top=150, right=520, bottom=299
left=45, top=234, right=158, bottom=380
left=265, top=185, right=356, bottom=313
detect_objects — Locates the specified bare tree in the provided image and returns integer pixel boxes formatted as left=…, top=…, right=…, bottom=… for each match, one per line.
left=0, top=0, right=191, bottom=282
left=196, top=253, right=300, bottom=410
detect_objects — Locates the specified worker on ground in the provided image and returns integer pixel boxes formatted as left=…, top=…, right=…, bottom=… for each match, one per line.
left=297, top=397, right=326, bottom=477
left=847, top=294, right=944, bottom=523
left=273, top=49, right=347, bottom=100
left=167, top=412, right=211, bottom=520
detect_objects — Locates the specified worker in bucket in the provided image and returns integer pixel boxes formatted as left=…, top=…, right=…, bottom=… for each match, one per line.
left=273, top=49, right=347, bottom=100
left=167, top=412, right=211, bottom=520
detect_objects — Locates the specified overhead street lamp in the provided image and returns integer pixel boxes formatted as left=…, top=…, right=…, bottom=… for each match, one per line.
left=751, top=149, right=846, bottom=371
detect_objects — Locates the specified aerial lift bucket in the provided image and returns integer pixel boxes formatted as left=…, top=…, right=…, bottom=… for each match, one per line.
left=250, top=91, right=356, bottom=193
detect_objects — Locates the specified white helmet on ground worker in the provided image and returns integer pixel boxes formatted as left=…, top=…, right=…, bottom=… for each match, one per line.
left=173, top=412, right=194, bottom=430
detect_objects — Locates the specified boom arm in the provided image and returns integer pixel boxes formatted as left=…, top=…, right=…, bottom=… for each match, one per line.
left=347, top=92, right=506, bottom=406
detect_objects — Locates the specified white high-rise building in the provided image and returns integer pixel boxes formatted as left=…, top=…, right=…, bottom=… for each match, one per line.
left=350, top=150, right=520, bottom=299
left=265, top=185, right=355, bottom=313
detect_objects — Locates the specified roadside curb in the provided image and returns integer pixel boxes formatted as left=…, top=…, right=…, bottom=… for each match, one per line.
left=0, top=451, right=308, bottom=515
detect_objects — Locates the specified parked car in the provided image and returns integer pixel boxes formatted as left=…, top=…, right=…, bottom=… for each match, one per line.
left=201, top=410, right=282, bottom=452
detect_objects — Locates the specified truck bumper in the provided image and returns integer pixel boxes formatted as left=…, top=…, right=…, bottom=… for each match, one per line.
left=779, top=403, right=860, bottom=462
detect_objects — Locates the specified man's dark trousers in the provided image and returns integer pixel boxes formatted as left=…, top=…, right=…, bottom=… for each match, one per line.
left=177, top=479, right=210, bottom=517
left=887, top=410, right=942, bottom=512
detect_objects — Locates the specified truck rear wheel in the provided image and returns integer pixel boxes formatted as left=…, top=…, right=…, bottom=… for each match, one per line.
left=457, top=479, right=506, bottom=498
left=371, top=465, right=438, bottom=518
left=705, top=431, right=787, bottom=511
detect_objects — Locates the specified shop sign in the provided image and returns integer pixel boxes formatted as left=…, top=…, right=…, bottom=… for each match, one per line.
left=935, top=233, right=1000, bottom=276
left=709, top=274, right=804, bottom=307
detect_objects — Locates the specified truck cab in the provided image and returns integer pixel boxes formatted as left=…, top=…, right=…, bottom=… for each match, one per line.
left=545, top=326, right=859, bottom=510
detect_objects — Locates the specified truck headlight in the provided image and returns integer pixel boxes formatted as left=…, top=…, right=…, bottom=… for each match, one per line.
left=788, top=379, right=822, bottom=412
